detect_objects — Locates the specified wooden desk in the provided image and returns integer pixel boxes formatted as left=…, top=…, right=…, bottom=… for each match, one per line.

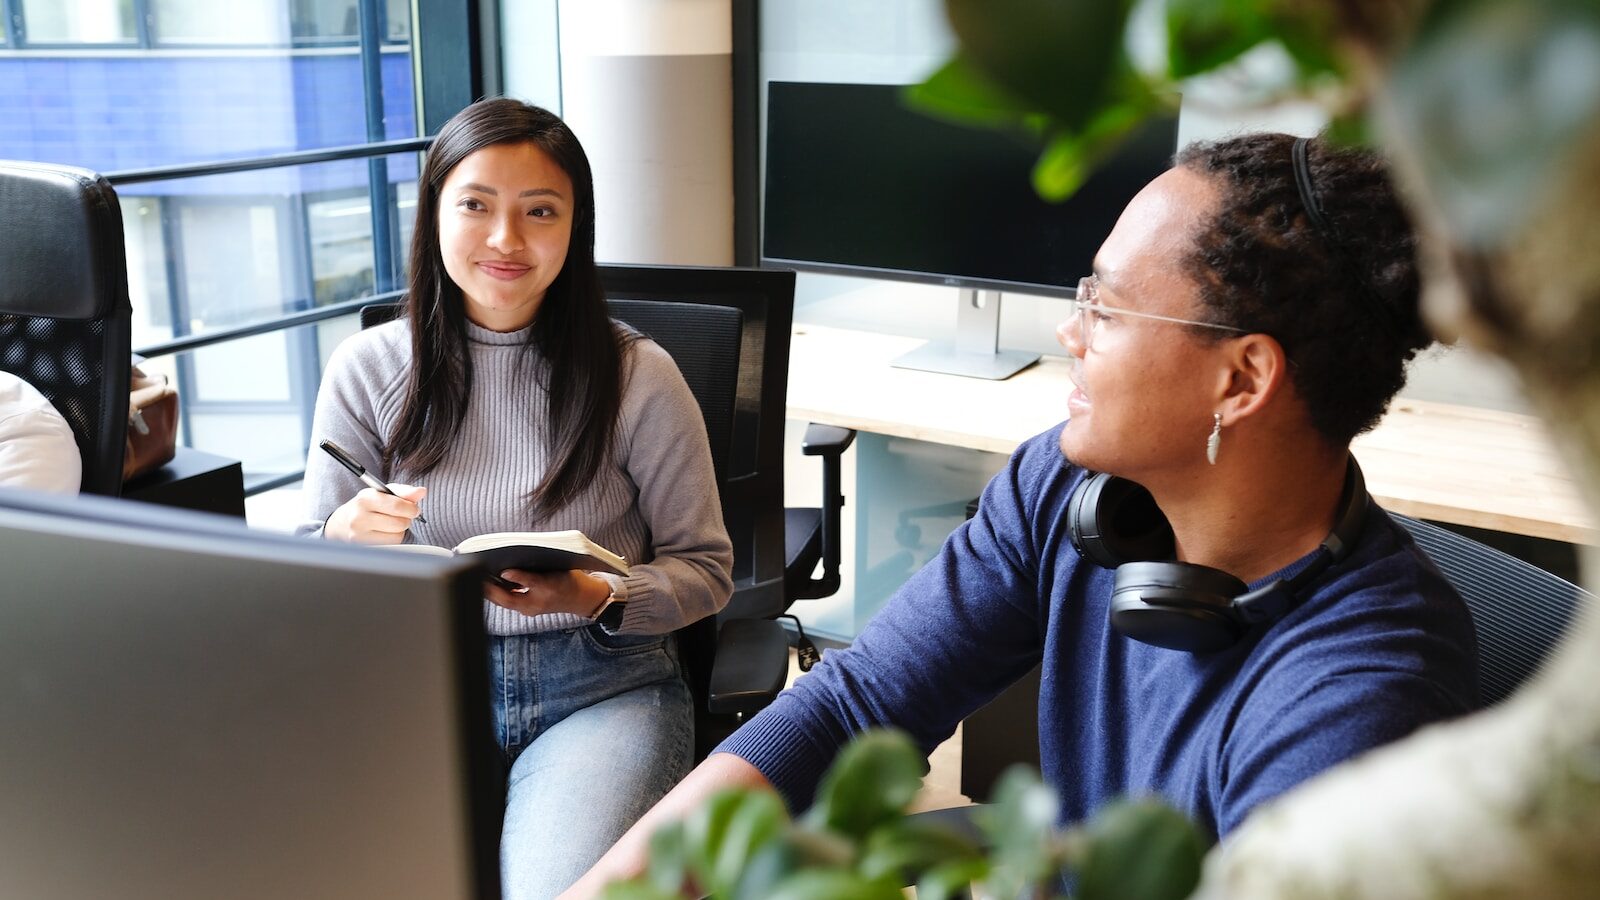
left=787, top=324, right=1596, bottom=546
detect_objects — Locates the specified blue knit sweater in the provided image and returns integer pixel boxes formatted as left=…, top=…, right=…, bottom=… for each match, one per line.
left=720, top=425, right=1478, bottom=838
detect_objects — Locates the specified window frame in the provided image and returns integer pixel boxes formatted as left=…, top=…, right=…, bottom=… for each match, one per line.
left=1, top=0, right=421, bottom=51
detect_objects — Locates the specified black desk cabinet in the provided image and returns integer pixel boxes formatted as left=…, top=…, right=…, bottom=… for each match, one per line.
left=122, top=447, right=246, bottom=518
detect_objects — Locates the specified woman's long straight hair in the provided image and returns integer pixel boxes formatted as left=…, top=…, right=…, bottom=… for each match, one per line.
left=384, top=98, right=633, bottom=514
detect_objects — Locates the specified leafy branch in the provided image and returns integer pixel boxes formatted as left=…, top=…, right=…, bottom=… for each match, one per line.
left=603, top=730, right=1207, bottom=900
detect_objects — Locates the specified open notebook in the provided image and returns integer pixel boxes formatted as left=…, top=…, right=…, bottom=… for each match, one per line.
left=384, top=530, right=630, bottom=578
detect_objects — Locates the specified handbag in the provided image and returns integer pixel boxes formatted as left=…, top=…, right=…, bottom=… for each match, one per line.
left=123, top=362, right=179, bottom=482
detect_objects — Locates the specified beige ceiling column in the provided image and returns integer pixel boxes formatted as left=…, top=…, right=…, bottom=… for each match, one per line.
left=557, top=0, right=734, bottom=266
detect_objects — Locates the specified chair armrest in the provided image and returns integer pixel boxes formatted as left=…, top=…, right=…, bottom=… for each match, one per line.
left=801, top=423, right=856, bottom=457
left=787, top=424, right=857, bottom=603
left=706, top=617, right=790, bottom=717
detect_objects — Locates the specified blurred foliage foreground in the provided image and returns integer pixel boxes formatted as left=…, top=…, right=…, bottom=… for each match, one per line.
left=602, top=730, right=1208, bottom=900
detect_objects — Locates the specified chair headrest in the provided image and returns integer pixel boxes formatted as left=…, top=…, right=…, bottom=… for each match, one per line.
left=0, top=161, right=129, bottom=320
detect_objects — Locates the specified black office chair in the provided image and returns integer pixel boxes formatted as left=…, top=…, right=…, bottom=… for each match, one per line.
left=356, top=263, right=851, bottom=756
left=956, top=511, right=1593, bottom=801
left=1392, top=514, right=1589, bottom=707
left=0, top=161, right=132, bottom=496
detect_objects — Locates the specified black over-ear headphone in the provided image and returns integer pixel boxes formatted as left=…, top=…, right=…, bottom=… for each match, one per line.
left=1067, top=458, right=1368, bottom=653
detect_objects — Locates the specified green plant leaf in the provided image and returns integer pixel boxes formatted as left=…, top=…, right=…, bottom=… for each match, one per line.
left=728, top=840, right=797, bottom=900
left=801, top=730, right=925, bottom=839
left=976, top=765, right=1065, bottom=890
left=761, top=869, right=903, bottom=900
left=783, top=824, right=856, bottom=869
left=944, top=0, right=1135, bottom=131
left=855, top=817, right=985, bottom=883
left=1268, top=6, right=1346, bottom=80
left=904, top=54, right=1039, bottom=128
left=1032, top=98, right=1153, bottom=201
left=1388, top=0, right=1600, bottom=247
left=916, top=858, right=991, bottom=900
left=678, top=789, right=755, bottom=892
left=599, top=880, right=681, bottom=900
left=1075, top=797, right=1209, bottom=900
left=1166, top=0, right=1273, bottom=79
left=1324, top=107, right=1371, bottom=148
left=706, top=790, right=790, bottom=897
left=643, top=821, right=692, bottom=896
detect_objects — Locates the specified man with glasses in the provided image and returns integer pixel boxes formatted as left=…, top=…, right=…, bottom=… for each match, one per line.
left=566, top=133, right=1477, bottom=895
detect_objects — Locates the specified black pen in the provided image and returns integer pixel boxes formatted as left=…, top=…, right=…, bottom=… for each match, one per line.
left=318, top=439, right=427, bottom=524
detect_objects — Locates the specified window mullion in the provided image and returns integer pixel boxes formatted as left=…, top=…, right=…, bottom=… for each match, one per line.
left=1, top=0, right=23, bottom=46
left=132, top=0, right=153, bottom=49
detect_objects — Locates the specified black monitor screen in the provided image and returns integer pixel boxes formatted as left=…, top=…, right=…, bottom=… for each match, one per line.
left=0, top=489, right=501, bottom=900
left=762, top=81, right=1179, bottom=296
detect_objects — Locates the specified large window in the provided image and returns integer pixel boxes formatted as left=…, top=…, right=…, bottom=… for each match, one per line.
left=0, top=0, right=460, bottom=491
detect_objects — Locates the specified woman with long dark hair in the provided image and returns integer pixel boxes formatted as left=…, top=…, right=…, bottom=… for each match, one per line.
left=297, top=98, right=733, bottom=899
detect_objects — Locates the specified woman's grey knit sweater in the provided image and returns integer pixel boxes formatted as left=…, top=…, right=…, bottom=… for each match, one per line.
left=296, top=318, right=733, bottom=636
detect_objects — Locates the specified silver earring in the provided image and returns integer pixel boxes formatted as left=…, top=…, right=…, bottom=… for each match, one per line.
left=1206, top=413, right=1222, bottom=466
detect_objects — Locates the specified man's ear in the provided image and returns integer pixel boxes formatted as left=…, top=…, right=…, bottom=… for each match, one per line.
left=1215, top=333, right=1288, bottom=425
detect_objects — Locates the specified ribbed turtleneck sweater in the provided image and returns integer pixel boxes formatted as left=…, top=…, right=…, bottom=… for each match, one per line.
left=297, top=317, right=733, bottom=636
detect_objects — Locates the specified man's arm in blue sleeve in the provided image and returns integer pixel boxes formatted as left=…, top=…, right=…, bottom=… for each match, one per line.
left=717, top=429, right=1069, bottom=811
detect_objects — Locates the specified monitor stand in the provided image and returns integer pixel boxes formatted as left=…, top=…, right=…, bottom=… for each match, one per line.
left=890, top=288, right=1040, bottom=380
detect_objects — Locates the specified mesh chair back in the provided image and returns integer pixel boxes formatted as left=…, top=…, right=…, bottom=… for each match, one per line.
left=607, top=300, right=740, bottom=483
left=1395, top=514, right=1590, bottom=708
left=0, top=162, right=132, bottom=495
left=598, top=265, right=794, bottom=621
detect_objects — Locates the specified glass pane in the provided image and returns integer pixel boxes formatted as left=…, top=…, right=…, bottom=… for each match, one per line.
left=115, top=153, right=418, bottom=330
left=308, top=190, right=377, bottom=305
left=121, top=196, right=175, bottom=350
left=150, top=0, right=289, bottom=44
left=179, top=200, right=288, bottom=329
left=18, top=0, right=136, bottom=44
left=395, top=180, right=419, bottom=276
left=0, top=11, right=417, bottom=172
left=290, top=0, right=357, bottom=43
left=385, top=0, right=411, bottom=41
left=166, top=324, right=327, bottom=482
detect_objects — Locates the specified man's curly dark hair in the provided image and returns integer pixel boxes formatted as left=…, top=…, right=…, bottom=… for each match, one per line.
left=1174, top=133, right=1432, bottom=448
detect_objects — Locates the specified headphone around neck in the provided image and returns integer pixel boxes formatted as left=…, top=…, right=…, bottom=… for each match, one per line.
left=1066, top=458, right=1369, bottom=653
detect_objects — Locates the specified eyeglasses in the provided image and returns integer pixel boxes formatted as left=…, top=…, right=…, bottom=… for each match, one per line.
left=1066, top=275, right=1248, bottom=351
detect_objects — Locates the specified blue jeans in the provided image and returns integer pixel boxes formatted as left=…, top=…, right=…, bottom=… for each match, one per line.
left=488, top=626, right=693, bottom=900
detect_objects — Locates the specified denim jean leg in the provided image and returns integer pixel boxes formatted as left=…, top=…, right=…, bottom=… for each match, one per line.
left=488, top=634, right=543, bottom=764
left=498, top=634, right=693, bottom=900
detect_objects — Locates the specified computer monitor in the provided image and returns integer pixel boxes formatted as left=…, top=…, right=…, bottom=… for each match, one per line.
left=0, top=489, right=501, bottom=900
left=763, top=81, right=1179, bottom=379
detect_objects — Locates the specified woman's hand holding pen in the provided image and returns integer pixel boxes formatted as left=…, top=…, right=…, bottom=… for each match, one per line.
left=485, top=569, right=612, bottom=617
left=324, top=483, right=428, bottom=543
